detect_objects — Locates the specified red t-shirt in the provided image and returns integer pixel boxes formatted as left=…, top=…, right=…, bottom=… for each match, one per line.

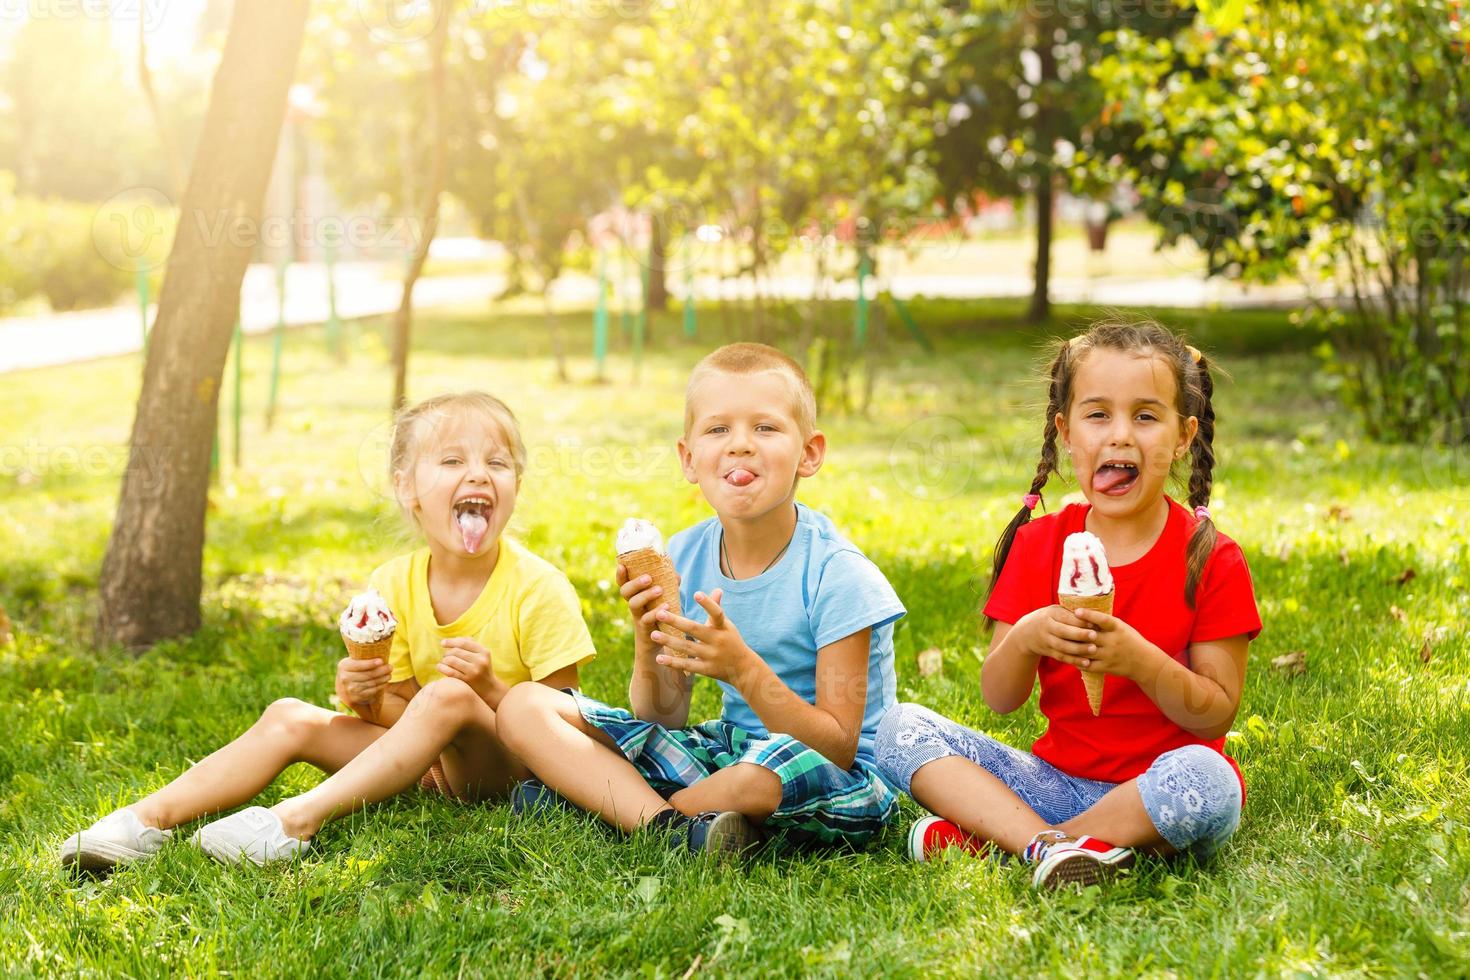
left=983, top=497, right=1261, bottom=791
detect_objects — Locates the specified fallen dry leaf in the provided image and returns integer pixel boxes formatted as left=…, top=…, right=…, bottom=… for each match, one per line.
left=1419, top=637, right=1433, bottom=664
left=1327, top=504, right=1353, bottom=522
left=916, top=647, right=944, bottom=679
left=1271, top=650, right=1307, bottom=676
left=1394, top=568, right=1417, bottom=587
left=1390, top=605, right=1408, bottom=624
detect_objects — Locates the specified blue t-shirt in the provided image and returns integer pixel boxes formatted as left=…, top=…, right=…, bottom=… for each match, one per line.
left=667, top=501, right=906, bottom=767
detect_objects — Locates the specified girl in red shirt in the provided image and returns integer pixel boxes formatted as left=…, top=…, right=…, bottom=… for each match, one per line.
left=876, top=319, right=1261, bottom=889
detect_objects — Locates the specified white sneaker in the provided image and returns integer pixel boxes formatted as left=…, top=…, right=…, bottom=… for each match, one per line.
left=192, top=806, right=310, bottom=866
left=59, top=808, right=172, bottom=872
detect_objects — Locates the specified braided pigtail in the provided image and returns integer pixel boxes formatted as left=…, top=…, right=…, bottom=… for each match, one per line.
left=1184, top=351, right=1218, bottom=606
left=986, top=342, right=1071, bottom=611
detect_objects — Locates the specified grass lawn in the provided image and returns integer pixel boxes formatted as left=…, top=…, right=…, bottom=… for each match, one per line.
left=1, top=298, right=1467, bottom=976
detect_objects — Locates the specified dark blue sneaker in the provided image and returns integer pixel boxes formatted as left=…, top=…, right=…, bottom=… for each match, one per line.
left=510, top=779, right=578, bottom=817
left=678, top=811, right=759, bottom=857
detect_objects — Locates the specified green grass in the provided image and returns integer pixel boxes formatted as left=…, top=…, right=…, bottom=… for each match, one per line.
left=2, top=299, right=1468, bottom=976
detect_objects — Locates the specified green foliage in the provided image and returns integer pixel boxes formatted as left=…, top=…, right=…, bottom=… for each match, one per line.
left=2, top=302, right=1468, bottom=973
left=629, top=0, right=952, bottom=257
left=307, top=0, right=956, bottom=305
left=928, top=2, right=1190, bottom=219
left=1094, top=1, right=1470, bottom=443
left=0, top=16, right=211, bottom=203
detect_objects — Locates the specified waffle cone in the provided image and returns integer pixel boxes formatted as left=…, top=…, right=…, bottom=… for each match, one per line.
left=1059, top=591, right=1111, bottom=716
left=620, top=548, right=682, bottom=618
left=621, top=547, right=689, bottom=676
left=342, top=632, right=393, bottom=721
left=418, top=760, right=456, bottom=799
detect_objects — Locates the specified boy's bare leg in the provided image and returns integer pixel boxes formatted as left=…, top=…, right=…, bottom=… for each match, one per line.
left=128, top=699, right=384, bottom=831
left=668, top=763, right=781, bottom=823
left=496, top=684, right=675, bottom=833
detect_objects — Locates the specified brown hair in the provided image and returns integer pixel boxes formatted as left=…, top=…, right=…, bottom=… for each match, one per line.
left=685, top=342, right=817, bottom=438
left=986, top=317, right=1219, bottom=609
left=389, top=391, right=527, bottom=528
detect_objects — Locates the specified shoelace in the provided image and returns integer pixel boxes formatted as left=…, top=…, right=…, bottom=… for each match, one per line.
left=1022, top=829, right=1073, bottom=864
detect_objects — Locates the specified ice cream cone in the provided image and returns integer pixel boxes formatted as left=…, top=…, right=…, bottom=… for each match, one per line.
left=620, top=547, right=682, bottom=619
left=418, top=760, right=455, bottom=798
left=1059, top=591, right=1112, bottom=716
left=342, top=634, right=393, bottom=720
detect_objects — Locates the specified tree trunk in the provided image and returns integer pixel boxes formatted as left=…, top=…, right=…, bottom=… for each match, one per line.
left=647, top=215, right=668, bottom=313
left=97, top=0, right=309, bottom=649
left=1027, top=22, right=1058, bottom=325
left=390, top=0, right=451, bottom=413
left=1029, top=175, right=1054, bottom=324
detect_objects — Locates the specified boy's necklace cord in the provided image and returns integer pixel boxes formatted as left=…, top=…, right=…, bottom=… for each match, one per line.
left=720, top=531, right=792, bottom=580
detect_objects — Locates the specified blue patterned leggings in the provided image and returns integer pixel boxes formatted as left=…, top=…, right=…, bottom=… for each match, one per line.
left=875, top=703, right=1241, bottom=856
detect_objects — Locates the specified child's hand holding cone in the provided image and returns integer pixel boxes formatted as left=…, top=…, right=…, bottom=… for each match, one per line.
left=617, top=519, right=689, bottom=676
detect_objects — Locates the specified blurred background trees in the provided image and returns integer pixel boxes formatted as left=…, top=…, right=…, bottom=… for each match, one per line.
left=1, top=0, right=1465, bottom=643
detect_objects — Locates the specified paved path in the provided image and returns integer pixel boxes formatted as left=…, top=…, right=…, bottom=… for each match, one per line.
left=1, top=258, right=1314, bottom=375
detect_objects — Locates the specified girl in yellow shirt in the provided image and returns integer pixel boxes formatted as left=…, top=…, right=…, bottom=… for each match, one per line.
left=62, top=392, right=596, bottom=870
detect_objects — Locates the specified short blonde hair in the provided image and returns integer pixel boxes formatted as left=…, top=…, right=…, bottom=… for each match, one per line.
left=684, top=343, right=817, bottom=438
left=389, top=391, right=527, bottom=527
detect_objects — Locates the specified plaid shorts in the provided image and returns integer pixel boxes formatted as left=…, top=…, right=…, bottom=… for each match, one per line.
left=571, top=691, right=898, bottom=849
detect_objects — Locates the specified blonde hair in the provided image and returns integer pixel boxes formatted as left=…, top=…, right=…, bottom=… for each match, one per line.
left=684, top=343, right=817, bottom=438
left=389, top=391, right=527, bottom=527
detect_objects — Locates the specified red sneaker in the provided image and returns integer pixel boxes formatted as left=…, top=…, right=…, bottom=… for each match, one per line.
left=906, top=816, right=989, bottom=863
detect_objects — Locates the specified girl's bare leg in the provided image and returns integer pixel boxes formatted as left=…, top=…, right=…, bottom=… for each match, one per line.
left=1055, top=780, right=1172, bottom=853
left=128, top=699, right=385, bottom=830
left=909, top=756, right=1051, bottom=854
left=270, top=678, right=527, bottom=840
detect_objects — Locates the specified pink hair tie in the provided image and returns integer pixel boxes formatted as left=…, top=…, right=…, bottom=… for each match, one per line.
left=1194, top=505, right=1211, bottom=521
left=1022, top=493, right=1041, bottom=512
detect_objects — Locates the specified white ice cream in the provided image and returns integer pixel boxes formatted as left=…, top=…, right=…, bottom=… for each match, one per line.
left=1058, top=531, right=1113, bottom=597
left=339, top=588, right=398, bottom=643
left=616, top=518, right=665, bottom=556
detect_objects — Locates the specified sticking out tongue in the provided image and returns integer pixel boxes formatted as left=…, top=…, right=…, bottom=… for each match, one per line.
left=727, top=468, right=756, bottom=487
left=1092, top=465, right=1136, bottom=495
left=457, top=509, right=488, bottom=554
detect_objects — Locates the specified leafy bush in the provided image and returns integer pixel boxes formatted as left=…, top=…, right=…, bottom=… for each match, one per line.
left=1094, top=1, right=1470, bottom=443
left=0, top=172, right=160, bottom=314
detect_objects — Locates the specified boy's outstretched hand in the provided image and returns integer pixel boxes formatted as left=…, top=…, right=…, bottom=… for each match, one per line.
left=650, top=590, right=757, bottom=686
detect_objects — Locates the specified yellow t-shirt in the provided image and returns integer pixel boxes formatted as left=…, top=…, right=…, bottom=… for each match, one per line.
left=368, top=538, right=596, bottom=689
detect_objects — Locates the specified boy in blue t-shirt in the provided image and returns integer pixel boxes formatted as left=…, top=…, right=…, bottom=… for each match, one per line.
left=498, top=343, right=906, bottom=852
